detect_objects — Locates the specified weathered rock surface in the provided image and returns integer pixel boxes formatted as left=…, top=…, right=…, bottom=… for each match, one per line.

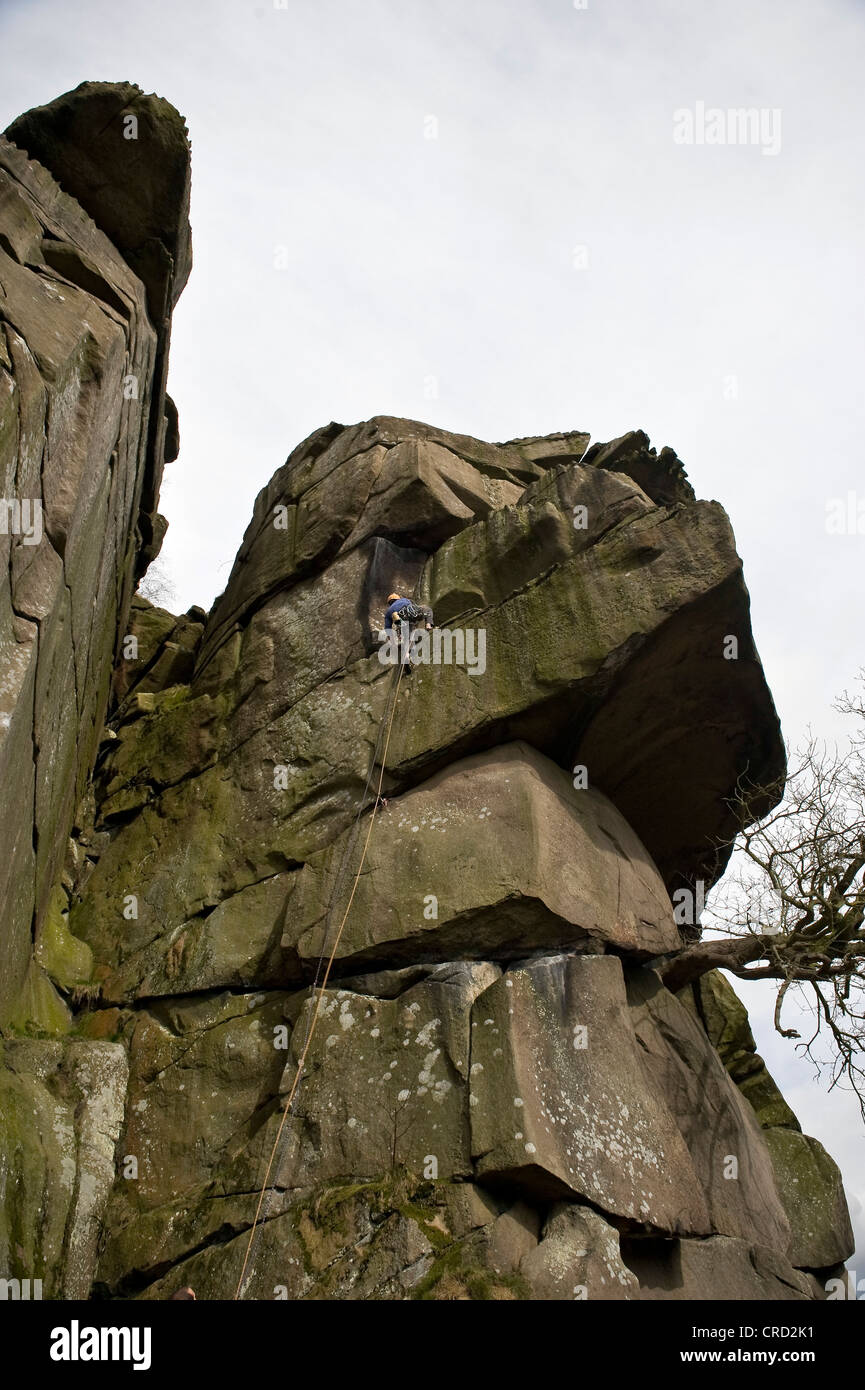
left=625, top=967, right=790, bottom=1252
left=689, top=969, right=801, bottom=1127
left=276, top=962, right=498, bottom=1187
left=0, top=1039, right=127, bottom=1297
left=0, top=82, right=190, bottom=1036
left=286, top=743, right=680, bottom=978
left=0, top=84, right=852, bottom=1302
left=762, top=1129, right=854, bottom=1271
left=684, top=970, right=854, bottom=1270
left=469, top=955, right=712, bottom=1230
left=621, top=1235, right=816, bottom=1301
left=6, top=81, right=192, bottom=324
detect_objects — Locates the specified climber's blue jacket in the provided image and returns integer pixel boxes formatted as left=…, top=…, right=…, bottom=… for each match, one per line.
left=384, top=597, right=415, bottom=630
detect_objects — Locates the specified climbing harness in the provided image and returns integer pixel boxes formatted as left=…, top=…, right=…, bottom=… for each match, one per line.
left=391, top=598, right=422, bottom=624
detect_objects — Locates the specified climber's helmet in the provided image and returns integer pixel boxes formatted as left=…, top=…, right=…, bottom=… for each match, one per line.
left=387, top=593, right=401, bottom=604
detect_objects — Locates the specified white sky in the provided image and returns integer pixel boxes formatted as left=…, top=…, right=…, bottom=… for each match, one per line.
left=3, top=0, right=864, bottom=1271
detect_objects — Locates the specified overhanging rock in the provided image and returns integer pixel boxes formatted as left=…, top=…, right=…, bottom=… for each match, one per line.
left=287, top=742, right=680, bottom=976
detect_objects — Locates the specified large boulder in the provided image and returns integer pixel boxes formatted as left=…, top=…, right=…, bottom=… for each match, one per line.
left=761, top=1130, right=854, bottom=1270
left=469, top=955, right=712, bottom=1231
left=286, top=742, right=680, bottom=977
left=5, top=81, right=192, bottom=324
left=273, top=962, right=499, bottom=1188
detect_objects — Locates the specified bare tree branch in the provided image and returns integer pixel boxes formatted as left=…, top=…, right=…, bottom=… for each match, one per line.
left=658, top=671, right=865, bottom=1122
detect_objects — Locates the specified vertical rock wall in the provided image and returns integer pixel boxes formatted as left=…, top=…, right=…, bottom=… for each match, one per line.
left=0, top=82, right=191, bottom=1031
left=0, top=83, right=189, bottom=1298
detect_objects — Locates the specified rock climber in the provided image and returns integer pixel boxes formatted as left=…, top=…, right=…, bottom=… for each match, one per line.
left=383, top=592, right=434, bottom=632
left=383, top=593, right=434, bottom=672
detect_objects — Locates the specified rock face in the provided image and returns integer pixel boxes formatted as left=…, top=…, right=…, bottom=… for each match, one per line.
left=0, top=1040, right=127, bottom=1298
left=0, top=82, right=190, bottom=1299
left=686, top=970, right=854, bottom=1271
left=0, top=82, right=190, bottom=1036
left=0, top=85, right=853, bottom=1301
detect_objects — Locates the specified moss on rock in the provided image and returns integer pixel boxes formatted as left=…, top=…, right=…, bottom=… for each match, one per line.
left=690, top=970, right=799, bottom=1130
left=35, top=885, right=94, bottom=991
left=5, top=959, right=71, bottom=1037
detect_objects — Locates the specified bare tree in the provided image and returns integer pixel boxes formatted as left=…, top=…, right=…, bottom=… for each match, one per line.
left=373, top=1082, right=423, bottom=1174
left=660, top=674, right=865, bottom=1117
left=136, top=556, right=177, bottom=610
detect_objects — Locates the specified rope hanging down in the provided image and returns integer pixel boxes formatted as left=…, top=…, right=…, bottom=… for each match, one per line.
left=234, top=651, right=409, bottom=1299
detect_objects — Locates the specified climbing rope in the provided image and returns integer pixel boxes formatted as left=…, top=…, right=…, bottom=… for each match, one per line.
left=233, top=632, right=411, bottom=1299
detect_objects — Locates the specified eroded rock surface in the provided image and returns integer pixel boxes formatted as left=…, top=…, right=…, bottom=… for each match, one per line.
left=0, top=84, right=852, bottom=1302
left=0, top=80, right=189, bottom=1299
left=0, top=81, right=190, bottom=1038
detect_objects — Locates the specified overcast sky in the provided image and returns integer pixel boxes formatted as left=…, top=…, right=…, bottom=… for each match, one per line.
left=3, top=0, right=864, bottom=1270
